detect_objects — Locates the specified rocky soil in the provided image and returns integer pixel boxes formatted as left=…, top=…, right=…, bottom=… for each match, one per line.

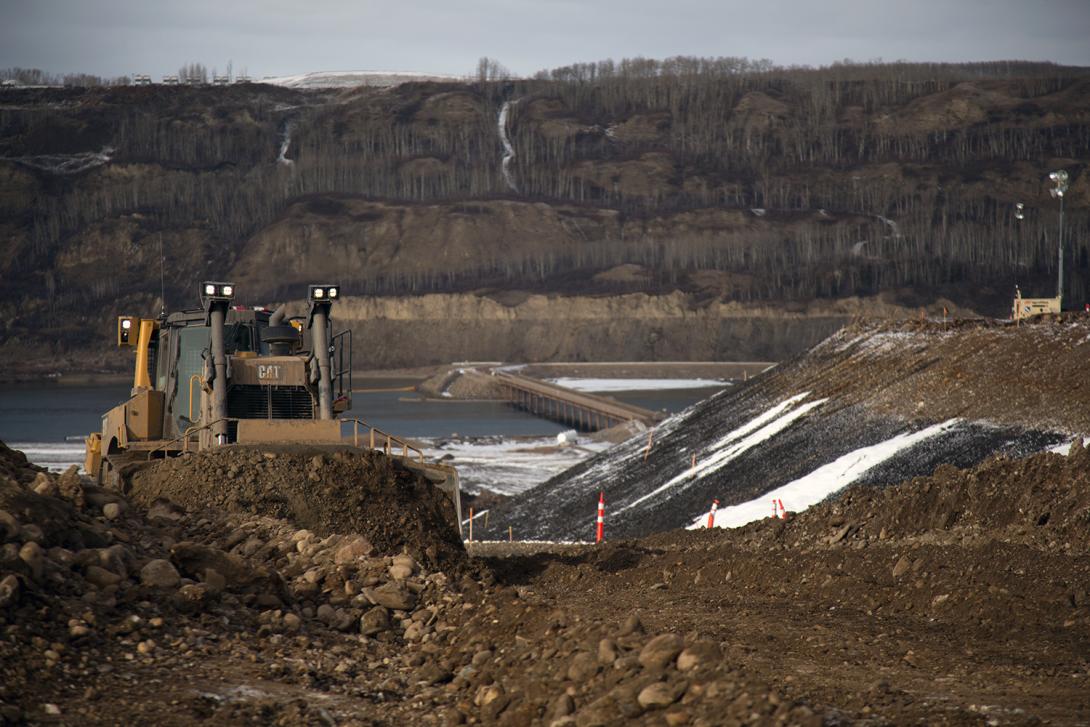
left=126, top=446, right=465, bottom=570
left=2, top=434, right=1088, bottom=724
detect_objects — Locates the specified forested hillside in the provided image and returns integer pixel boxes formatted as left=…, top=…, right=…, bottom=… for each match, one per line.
left=1, top=59, right=1088, bottom=372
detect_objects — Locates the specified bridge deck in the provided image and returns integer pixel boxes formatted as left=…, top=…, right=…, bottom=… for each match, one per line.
left=491, top=371, right=663, bottom=432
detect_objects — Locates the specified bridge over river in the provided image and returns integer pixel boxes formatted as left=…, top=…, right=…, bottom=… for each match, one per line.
left=490, top=370, right=665, bottom=432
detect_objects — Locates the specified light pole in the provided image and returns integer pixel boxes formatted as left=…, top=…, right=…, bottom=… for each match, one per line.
left=1049, top=170, right=1069, bottom=304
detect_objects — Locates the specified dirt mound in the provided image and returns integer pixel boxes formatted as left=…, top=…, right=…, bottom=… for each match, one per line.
left=0, top=439, right=491, bottom=724
left=418, top=367, right=504, bottom=400
left=733, top=441, right=1090, bottom=552
left=127, top=446, right=464, bottom=569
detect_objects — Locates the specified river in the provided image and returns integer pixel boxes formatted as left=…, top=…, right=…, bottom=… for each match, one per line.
left=0, top=378, right=725, bottom=495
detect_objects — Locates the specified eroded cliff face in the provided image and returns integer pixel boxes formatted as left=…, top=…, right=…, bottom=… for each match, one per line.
left=329, top=292, right=972, bottom=368
left=229, top=197, right=885, bottom=302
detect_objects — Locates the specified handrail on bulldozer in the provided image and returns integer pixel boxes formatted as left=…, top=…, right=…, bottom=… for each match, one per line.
left=187, top=374, right=207, bottom=423
left=148, top=416, right=238, bottom=456
left=340, top=416, right=426, bottom=464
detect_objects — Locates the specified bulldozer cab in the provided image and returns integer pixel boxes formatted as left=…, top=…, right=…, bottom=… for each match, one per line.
left=155, top=306, right=353, bottom=444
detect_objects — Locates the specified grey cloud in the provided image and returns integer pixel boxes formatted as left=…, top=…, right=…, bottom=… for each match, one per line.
left=0, top=0, right=1087, bottom=79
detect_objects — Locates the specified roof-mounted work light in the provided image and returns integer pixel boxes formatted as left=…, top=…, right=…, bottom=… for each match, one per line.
left=308, top=284, right=339, bottom=302
left=117, top=316, right=138, bottom=347
left=199, top=281, right=235, bottom=307
left=200, top=281, right=236, bottom=325
left=307, top=284, right=338, bottom=329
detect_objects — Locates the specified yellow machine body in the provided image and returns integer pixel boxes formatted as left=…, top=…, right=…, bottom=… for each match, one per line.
left=1012, top=294, right=1061, bottom=320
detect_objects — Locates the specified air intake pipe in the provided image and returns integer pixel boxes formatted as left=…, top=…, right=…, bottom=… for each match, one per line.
left=261, top=304, right=299, bottom=356
left=307, top=285, right=339, bottom=420
left=269, top=304, right=287, bottom=327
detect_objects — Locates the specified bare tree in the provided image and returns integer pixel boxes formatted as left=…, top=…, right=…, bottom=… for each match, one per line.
left=476, top=57, right=511, bottom=83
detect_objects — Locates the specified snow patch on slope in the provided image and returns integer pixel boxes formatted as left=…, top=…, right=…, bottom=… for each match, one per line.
left=1048, top=437, right=1089, bottom=456
left=691, top=418, right=961, bottom=529
left=262, top=70, right=463, bottom=89
left=618, top=393, right=826, bottom=515
left=420, top=436, right=609, bottom=496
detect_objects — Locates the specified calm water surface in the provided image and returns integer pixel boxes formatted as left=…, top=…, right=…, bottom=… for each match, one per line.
left=0, top=378, right=723, bottom=470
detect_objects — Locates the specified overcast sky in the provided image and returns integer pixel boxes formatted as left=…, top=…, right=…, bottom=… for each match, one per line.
left=2, top=0, right=1089, bottom=79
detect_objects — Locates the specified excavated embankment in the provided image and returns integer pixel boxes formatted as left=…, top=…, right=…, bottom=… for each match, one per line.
left=326, top=292, right=971, bottom=368
left=479, top=317, right=1090, bottom=542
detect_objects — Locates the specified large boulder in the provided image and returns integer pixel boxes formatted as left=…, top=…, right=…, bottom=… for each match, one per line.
left=140, top=559, right=181, bottom=588
left=638, top=633, right=685, bottom=670
left=363, top=582, right=416, bottom=611
left=169, top=541, right=289, bottom=601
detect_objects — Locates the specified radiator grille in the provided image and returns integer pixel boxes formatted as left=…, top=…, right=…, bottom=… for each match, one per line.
left=226, top=385, right=314, bottom=420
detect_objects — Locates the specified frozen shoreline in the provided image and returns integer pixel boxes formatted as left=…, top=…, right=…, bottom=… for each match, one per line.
left=420, top=435, right=610, bottom=496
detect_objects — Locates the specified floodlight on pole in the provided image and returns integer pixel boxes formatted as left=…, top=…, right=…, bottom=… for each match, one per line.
left=1049, top=170, right=1068, bottom=302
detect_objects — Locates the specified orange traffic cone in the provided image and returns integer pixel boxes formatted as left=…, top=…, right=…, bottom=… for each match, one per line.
left=706, top=499, right=719, bottom=528
left=595, top=492, right=605, bottom=544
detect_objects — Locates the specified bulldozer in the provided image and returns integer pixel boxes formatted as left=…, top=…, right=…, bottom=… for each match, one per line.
left=83, top=281, right=462, bottom=529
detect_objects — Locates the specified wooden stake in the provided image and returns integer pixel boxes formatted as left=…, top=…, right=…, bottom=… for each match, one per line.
left=468, top=507, right=474, bottom=543
left=508, top=526, right=512, bottom=542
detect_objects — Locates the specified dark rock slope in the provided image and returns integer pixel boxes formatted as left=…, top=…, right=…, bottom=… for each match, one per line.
left=478, top=318, right=1088, bottom=541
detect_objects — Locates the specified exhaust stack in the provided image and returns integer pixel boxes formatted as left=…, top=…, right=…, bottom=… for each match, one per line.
left=200, top=281, right=235, bottom=445
left=307, top=284, right=339, bottom=420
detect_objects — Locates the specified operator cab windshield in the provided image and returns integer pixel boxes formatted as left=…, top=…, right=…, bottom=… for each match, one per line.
left=170, top=322, right=263, bottom=435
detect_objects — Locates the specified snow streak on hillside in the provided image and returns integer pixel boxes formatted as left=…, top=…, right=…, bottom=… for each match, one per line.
left=618, top=393, right=826, bottom=515
left=7, top=147, right=113, bottom=174
left=277, top=121, right=294, bottom=165
left=498, top=100, right=518, bottom=192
